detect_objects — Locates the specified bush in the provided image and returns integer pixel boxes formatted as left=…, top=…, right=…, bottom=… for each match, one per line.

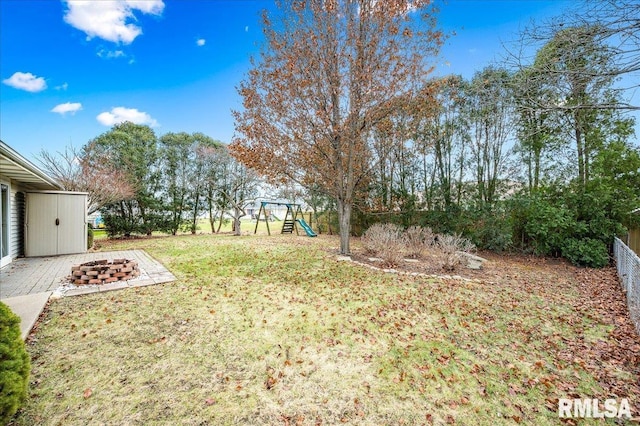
left=404, top=226, right=434, bottom=259
left=361, top=223, right=405, bottom=267
left=464, top=208, right=512, bottom=252
left=0, top=302, right=30, bottom=425
left=511, top=186, right=625, bottom=267
left=87, top=222, right=94, bottom=249
left=561, top=238, right=609, bottom=268
left=102, top=211, right=139, bottom=238
left=436, top=233, right=475, bottom=272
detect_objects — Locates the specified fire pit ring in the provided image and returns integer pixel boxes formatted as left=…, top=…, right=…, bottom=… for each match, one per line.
left=70, top=259, right=140, bottom=286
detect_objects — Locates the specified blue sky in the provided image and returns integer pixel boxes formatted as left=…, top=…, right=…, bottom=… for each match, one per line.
left=1, top=0, right=578, bottom=163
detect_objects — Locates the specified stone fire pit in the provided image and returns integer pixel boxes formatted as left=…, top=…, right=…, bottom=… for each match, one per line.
left=70, top=259, right=140, bottom=285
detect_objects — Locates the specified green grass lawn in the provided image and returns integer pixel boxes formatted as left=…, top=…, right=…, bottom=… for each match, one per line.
left=11, top=234, right=638, bottom=425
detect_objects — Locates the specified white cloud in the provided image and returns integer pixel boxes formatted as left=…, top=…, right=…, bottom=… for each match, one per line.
left=2, top=72, right=47, bottom=92
left=63, top=0, right=165, bottom=44
left=97, top=49, right=126, bottom=59
left=55, top=82, right=69, bottom=91
left=245, top=26, right=249, bottom=32
left=196, top=38, right=206, bottom=46
left=51, top=102, right=83, bottom=115
left=97, top=107, right=158, bottom=127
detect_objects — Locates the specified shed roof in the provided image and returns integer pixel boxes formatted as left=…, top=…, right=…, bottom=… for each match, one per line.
left=0, top=141, right=62, bottom=190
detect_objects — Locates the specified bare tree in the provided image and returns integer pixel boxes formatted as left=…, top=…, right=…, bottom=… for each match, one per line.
left=37, top=144, right=134, bottom=215
left=415, top=76, right=468, bottom=211
left=215, top=148, right=261, bottom=236
left=465, top=67, right=514, bottom=208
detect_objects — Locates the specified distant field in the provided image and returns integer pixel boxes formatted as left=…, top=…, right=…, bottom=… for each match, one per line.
left=92, top=218, right=294, bottom=240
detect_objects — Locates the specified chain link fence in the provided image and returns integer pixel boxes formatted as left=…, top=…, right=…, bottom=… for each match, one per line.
left=614, top=237, right=640, bottom=334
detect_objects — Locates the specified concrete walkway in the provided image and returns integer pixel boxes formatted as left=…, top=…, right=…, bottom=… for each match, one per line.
left=2, top=292, right=51, bottom=340
left=0, top=250, right=176, bottom=339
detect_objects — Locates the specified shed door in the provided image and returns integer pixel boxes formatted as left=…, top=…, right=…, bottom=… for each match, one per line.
left=57, top=194, right=87, bottom=255
left=0, top=183, right=10, bottom=267
left=26, top=193, right=58, bottom=257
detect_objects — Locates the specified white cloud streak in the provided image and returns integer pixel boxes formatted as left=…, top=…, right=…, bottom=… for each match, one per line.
left=97, top=107, right=158, bottom=127
left=97, top=49, right=126, bottom=59
left=63, top=0, right=165, bottom=44
left=2, top=72, right=47, bottom=92
left=51, top=102, right=83, bottom=115
left=196, top=38, right=206, bottom=46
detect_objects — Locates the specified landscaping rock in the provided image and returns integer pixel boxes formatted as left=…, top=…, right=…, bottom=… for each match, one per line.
left=457, top=252, right=488, bottom=270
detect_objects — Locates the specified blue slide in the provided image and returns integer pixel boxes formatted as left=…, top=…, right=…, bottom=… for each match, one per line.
left=296, top=219, right=317, bottom=237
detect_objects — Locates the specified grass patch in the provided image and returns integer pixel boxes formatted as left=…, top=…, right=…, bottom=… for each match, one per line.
left=11, top=234, right=637, bottom=425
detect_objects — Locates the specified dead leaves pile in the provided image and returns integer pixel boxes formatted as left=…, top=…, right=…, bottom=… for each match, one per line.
left=567, top=267, right=640, bottom=400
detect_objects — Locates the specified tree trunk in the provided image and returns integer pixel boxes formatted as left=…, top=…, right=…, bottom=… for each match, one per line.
left=576, top=125, right=585, bottom=188
left=533, top=148, right=541, bottom=192
left=337, top=198, right=351, bottom=255
left=233, top=207, right=242, bottom=236
left=191, top=194, right=199, bottom=234
left=217, top=211, right=224, bottom=233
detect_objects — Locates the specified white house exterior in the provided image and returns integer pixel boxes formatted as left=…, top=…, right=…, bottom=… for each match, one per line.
left=0, top=141, right=87, bottom=267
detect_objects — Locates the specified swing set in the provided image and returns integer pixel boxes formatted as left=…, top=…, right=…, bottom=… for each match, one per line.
left=253, top=201, right=317, bottom=237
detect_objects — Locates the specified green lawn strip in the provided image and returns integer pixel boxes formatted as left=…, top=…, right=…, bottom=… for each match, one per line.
left=12, top=235, right=622, bottom=425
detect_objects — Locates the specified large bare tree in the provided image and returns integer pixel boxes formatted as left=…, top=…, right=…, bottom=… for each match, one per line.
left=37, top=144, right=134, bottom=215
left=231, top=0, right=443, bottom=254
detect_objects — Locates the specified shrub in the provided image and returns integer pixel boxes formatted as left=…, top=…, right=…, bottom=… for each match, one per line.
left=0, top=302, right=30, bottom=425
left=87, top=222, right=94, bottom=249
left=404, top=226, right=435, bottom=259
left=102, top=211, right=139, bottom=238
left=436, top=233, right=475, bottom=271
left=561, top=238, right=609, bottom=268
left=464, top=208, right=512, bottom=252
left=361, top=223, right=405, bottom=267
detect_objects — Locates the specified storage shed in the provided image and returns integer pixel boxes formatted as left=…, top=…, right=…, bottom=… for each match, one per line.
left=0, top=141, right=88, bottom=267
left=25, top=191, right=88, bottom=257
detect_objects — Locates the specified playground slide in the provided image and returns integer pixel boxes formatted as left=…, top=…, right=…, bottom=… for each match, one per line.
left=296, top=219, right=317, bottom=237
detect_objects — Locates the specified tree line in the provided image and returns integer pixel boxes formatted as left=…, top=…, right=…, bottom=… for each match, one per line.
left=232, top=0, right=640, bottom=266
left=38, top=0, right=640, bottom=266
left=38, top=122, right=261, bottom=237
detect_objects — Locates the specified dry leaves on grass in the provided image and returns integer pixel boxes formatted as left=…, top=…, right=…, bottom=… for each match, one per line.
left=565, top=267, right=640, bottom=399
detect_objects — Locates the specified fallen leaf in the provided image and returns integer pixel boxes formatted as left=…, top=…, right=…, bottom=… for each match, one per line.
left=83, top=388, right=92, bottom=399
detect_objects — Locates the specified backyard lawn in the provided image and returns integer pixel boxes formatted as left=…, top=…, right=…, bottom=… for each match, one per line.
left=11, top=234, right=640, bottom=425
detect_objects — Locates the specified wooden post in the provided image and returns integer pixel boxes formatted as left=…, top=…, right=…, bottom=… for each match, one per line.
left=255, top=202, right=271, bottom=235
